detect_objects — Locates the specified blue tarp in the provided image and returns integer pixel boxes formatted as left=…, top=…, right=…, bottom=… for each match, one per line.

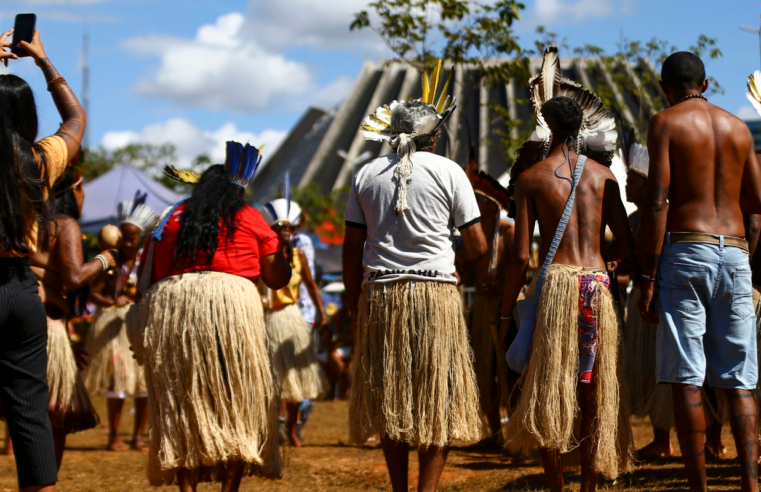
left=80, top=164, right=184, bottom=233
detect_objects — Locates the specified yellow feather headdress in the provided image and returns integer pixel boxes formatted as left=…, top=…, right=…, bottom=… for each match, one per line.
left=360, top=59, right=456, bottom=143
left=747, top=70, right=761, bottom=119
left=163, top=166, right=202, bottom=185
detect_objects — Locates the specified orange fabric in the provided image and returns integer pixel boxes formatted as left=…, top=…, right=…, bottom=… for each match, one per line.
left=0, top=136, right=68, bottom=257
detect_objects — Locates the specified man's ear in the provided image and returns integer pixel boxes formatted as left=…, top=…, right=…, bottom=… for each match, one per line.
left=701, top=78, right=709, bottom=94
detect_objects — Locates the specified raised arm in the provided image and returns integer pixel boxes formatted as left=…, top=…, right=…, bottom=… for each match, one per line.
left=56, top=217, right=117, bottom=290
left=298, top=248, right=327, bottom=329
left=19, top=30, right=86, bottom=160
left=639, top=113, right=671, bottom=321
left=342, top=226, right=366, bottom=317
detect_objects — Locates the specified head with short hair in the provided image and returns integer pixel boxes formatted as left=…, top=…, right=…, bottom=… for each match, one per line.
left=390, top=100, right=439, bottom=152
left=541, top=96, right=583, bottom=142
left=661, top=52, right=706, bottom=89
left=660, top=52, right=708, bottom=104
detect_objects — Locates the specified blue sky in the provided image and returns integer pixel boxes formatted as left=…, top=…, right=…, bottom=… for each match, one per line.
left=1, top=0, right=759, bottom=166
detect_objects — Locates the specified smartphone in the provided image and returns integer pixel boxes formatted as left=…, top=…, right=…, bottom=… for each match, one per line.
left=11, top=14, right=36, bottom=57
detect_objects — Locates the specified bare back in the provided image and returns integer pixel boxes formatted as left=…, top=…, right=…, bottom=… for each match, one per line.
left=517, top=150, right=629, bottom=268
left=651, top=100, right=756, bottom=236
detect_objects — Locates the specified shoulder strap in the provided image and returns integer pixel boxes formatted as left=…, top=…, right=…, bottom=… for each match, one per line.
left=534, top=154, right=587, bottom=289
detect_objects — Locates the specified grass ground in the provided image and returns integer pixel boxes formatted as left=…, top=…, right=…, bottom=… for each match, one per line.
left=0, top=397, right=751, bottom=491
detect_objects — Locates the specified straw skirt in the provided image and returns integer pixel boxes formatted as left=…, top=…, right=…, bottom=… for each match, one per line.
left=503, top=264, right=632, bottom=479
left=265, top=304, right=326, bottom=403
left=136, top=271, right=281, bottom=485
left=350, top=280, right=487, bottom=448
left=84, top=304, right=146, bottom=398
left=623, top=287, right=674, bottom=430
left=47, top=317, right=100, bottom=433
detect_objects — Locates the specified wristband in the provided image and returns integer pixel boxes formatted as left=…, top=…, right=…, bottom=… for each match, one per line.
left=500, top=315, right=513, bottom=321
left=642, top=273, right=656, bottom=282
left=47, top=76, right=67, bottom=92
left=94, top=254, right=109, bottom=271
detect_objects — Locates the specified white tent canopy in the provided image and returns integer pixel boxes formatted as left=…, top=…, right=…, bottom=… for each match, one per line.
left=80, top=164, right=183, bottom=233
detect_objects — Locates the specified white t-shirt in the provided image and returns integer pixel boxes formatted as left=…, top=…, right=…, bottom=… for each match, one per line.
left=345, top=151, right=481, bottom=284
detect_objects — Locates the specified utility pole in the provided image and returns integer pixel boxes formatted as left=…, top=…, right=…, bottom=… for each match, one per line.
left=740, top=14, right=761, bottom=70
left=82, top=25, right=90, bottom=151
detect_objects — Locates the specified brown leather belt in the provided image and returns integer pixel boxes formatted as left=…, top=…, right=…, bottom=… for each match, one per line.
left=667, top=232, right=748, bottom=253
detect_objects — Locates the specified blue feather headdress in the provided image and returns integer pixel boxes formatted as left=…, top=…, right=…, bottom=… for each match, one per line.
left=225, top=141, right=264, bottom=188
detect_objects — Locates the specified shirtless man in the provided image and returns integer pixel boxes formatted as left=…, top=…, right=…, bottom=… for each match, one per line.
left=500, top=96, right=634, bottom=492
left=639, top=51, right=761, bottom=492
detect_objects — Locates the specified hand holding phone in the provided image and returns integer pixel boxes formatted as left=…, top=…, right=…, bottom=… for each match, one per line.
left=17, top=29, right=48, bottom=64
left=11, top=13, right=35, bottom=57
left=0, top=29, right=18, bottom=67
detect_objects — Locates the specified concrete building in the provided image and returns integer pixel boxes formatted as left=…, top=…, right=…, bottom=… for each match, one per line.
left=252, top=57, right=664, bottom=202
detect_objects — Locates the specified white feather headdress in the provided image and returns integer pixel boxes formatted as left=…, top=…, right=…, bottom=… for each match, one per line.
left=117, top=200, right=158, bottom=234
left=746, top=70, right=761, bottom=119
left=528, top=47, right=618, bottom=162
left=359, top=59, right=457, bottom=214
left=261, top=198, right=302, bottom=227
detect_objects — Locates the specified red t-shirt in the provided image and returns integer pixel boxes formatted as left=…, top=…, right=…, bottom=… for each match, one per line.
left=143, top=203, right=281, bottom=283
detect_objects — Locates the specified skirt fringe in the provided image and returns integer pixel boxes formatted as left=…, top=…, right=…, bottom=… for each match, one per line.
left=84, top=304, right=146, bottom=397
left=265, top=304, right=326, bottom=403
left=349, top=280, right=487, bottom=448
left=137, top=271, right=281, bottom=485
left=47, top=317, right=99, bottom=434
left=503, top=264, right=633, bottom=479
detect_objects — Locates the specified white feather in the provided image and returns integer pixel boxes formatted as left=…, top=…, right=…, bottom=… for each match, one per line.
left=746, top=70, right=761, bottom=118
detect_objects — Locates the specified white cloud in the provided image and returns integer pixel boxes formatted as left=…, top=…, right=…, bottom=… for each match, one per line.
left=738, top=105, right=761, bottom=121
left=124, top=12, right=353, bottom=112
left=101, top=118, right=287, bottom=169
left=309, top=76, right=355, bottom=110
left=533, top=0, right=624, bottom=24
left=244, top=0, right=380, bottom=52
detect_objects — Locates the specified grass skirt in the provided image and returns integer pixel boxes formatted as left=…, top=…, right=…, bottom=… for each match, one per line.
left=623, top=287, right=674, bottom=430
left=503, top=264, right=633, bottom=479
left=467, top=295, right=504, bottom=416
left=136, top=271, right=280, bottom=485
left=84, top=304, right=146, bottom=398
left=47, top=317, right=100, bottom=434
left=349, top=280, right=487, bottom=448
left=265, top=304, right=326, bottom=403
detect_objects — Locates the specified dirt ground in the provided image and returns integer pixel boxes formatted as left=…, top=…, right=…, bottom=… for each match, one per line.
left=0, top=397, right=751, bottom=491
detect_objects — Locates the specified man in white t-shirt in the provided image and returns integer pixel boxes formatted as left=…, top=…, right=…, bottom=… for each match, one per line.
left=343, top=94, right=487, bottom=491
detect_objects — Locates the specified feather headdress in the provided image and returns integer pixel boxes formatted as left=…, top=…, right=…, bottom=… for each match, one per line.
left=117, top=192, right=158, bottom=234
left=225, top=141, right=264, bottom=188
left=619, top=127, right=649, bottom=179
left=360, top=59, right=457, bottom=214
left=527, top=47, right=617, bottom=165
left=163, top=166, right=201, bottom=185
left=746, top=70, right=761, bottom=119
left=261, top=198, right=302, bottom=228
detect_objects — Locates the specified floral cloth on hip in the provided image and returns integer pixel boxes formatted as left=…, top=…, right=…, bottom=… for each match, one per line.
left=578, top=271, right=610, bottom=384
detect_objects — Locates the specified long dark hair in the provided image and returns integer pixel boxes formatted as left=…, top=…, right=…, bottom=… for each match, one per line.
left=174, top=164, right=246, bottom=264
left=0, top=74, right=54, bottom=254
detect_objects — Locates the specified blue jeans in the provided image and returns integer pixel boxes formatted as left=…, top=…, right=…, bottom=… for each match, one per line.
left=656, top=238, right=757, bottom=390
